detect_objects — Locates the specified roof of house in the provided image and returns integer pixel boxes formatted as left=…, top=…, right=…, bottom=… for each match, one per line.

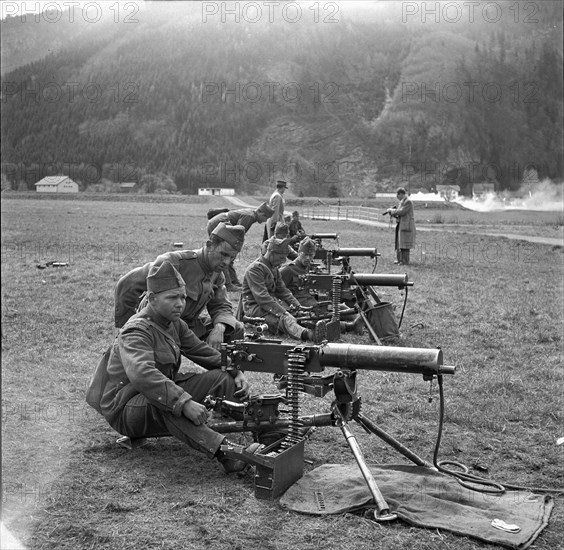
left=35, top=175, right=76, bottom=186
left=473, top=183, right=495, bottom=192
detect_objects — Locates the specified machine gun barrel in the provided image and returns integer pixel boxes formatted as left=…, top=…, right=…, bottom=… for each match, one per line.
left=227, top=341, right=454, bottom=377
left=303, top=272, right=412, bottom=290
left=318, top=343, right=453, bottom=375
left=308, top=233, right=338, bottom=240
left=334, top=247, right=379, bottom=258
left=349, top=273, right=413, bottom=288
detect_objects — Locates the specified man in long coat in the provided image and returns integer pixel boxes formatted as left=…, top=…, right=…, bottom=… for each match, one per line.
left=386, top=187, right=416, bottom=265
left=115, top=223, right=246, bottom=348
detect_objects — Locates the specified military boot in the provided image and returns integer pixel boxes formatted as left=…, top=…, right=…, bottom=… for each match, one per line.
left=302, top=320, right=327, bottom=344
left=216, top=441, right=263, bottom=474
left=340, top=315, right=364, bottom=335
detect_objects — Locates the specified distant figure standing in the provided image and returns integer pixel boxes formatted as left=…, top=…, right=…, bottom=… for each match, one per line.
left=264, top=180, right=288, bottom=241
left=385, top=187, right=416, bottom=265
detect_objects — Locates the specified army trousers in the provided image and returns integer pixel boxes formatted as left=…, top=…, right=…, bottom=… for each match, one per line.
left=114, top=369, right=236, bottom=458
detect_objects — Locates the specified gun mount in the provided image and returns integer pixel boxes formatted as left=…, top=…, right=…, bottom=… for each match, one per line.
left=211, top=339, right=455, bottom=517
left=296, top=273, right=414, bottom=343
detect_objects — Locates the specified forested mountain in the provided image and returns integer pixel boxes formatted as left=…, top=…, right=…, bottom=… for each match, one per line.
left=1, top=1, right=562, bottom=195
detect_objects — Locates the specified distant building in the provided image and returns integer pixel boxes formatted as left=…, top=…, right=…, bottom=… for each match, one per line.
left=119, top=182, right=137, bottom=193
left=198, top=187, right=235, bottom=196
left=35, top=175, right=79, bottom=193
left=472, top=183, right=495, bottom=197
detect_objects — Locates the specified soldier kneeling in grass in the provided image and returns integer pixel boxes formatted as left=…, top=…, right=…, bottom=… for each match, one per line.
left=241, top=237, right=324, bottom=343
left=89, top=261, right=259, bottom=473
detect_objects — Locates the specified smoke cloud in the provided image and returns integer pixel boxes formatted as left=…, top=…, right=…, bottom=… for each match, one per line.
left=454, top=179, right=564, bottom=212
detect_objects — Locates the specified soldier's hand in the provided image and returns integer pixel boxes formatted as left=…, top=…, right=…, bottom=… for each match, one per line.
left=182, top=399, right=209, bottom=425
left=207, top=324, right=226, bottom=350
left=233, top=372, right=250, bottom=400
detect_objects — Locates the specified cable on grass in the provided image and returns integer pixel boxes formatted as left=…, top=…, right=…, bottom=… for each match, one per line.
left=432, top=375, right=564, bottom=495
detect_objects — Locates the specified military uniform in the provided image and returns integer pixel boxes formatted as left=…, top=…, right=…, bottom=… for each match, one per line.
left=280, top=260, right=318, bottom=308
left=100, top=307, right=233, bottom=456
left=115, top=249, right=241, bottom=339
left=206, top=204, right=274, bottom=288
left=207, top=209, right=258, bottom=234
left=242, top=256, right=306, bottom=339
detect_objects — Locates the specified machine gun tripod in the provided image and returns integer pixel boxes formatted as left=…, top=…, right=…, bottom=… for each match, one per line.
left=207, top=339, right=455, bottom=521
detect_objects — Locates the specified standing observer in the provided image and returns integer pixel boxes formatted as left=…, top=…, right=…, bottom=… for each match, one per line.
left=385, top=187, right=416, bottom=265
left=264, top=180, right=288, bottom=241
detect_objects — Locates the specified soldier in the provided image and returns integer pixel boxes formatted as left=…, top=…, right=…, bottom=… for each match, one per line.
left=281, top=237, right=364, bottom=335
left=115, top=223, right=246, bottom=349
left=95, top=261, right=258, bottom=473
left=241, top=237, right=323, bottom=342
left=288, top=210, right=305, bottom=239
left=261, top=222, right=299, bottom=261
left=264, top=180, right=288, bottom=240
left=206, top=202, right=274, bottom=234
left=385, top=187, right=416, bottom=265
left=206, top=202, right=274, bottom=291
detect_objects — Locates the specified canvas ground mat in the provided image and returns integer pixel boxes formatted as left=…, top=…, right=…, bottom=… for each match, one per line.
left=279, top=463, right=553, bottom=549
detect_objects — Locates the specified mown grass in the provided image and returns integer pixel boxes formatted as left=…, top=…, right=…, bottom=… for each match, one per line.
left=1, top=197, right=563, bottom=550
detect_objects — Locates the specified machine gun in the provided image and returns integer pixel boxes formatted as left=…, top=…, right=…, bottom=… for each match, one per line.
left=298, top=273, right=413, bottom=343
left=304, top=233, right=380, bottom=274
left=208, top=339, right=455, bottom=520
left=315, top=246, right=380, bottom=274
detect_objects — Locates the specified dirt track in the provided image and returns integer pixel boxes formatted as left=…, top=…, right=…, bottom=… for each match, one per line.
left=224, top=197, right=563, bottom=247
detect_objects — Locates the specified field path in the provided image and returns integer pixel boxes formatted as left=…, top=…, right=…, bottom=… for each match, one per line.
left=225, top=198, right=562, bottom=246
left=348, top=218, right=564, bottom=247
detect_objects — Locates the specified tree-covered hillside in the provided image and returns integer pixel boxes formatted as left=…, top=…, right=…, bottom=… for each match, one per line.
left=1, top=1, right=562, bottom=195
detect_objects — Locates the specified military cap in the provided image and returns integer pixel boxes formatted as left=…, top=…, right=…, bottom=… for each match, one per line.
left=274, top=222, right=289, bottom=238
left=256, top=202, right=274, bottom=218
left=276, top=180, right=288, bottom=189
left=147, top=260, right=185, bottom=293
left=267, top=237, right=292, bottom=254
left=396, top=187, right=407, bottom=195
left=298, top=237, right=316, bottom=254
left=211, top=222, right=245, bottom=252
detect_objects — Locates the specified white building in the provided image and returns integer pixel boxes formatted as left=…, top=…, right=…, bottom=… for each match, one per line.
left=198, top=187, right=235, bottom=196
left=35, top=175, right=79, bottom=193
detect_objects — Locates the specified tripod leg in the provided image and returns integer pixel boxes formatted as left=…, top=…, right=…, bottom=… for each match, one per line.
left=356, top=414, right=433, bottom=468
left=333, top=407, right=397, bottom=522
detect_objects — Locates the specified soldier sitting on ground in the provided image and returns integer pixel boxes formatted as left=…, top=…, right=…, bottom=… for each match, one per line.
left=241, top=237, right=325, bottom=343
left=93, top=261, right=259, bottom=473
left=281, top=237, right=364, bottom=335
left=115, top=223, right=246, bottom=349
left=288, top=210, right=306, bottom=239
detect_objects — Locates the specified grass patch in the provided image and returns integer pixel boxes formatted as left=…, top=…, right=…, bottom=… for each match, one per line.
left=2, top=197, right=563, bottom=549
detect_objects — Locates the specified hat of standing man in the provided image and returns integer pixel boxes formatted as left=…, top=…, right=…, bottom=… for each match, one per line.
left=276, top=180, right=288, bottom=189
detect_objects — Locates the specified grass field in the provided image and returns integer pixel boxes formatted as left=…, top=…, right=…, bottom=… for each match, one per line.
left=1, top=196, right=563, bottom=550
